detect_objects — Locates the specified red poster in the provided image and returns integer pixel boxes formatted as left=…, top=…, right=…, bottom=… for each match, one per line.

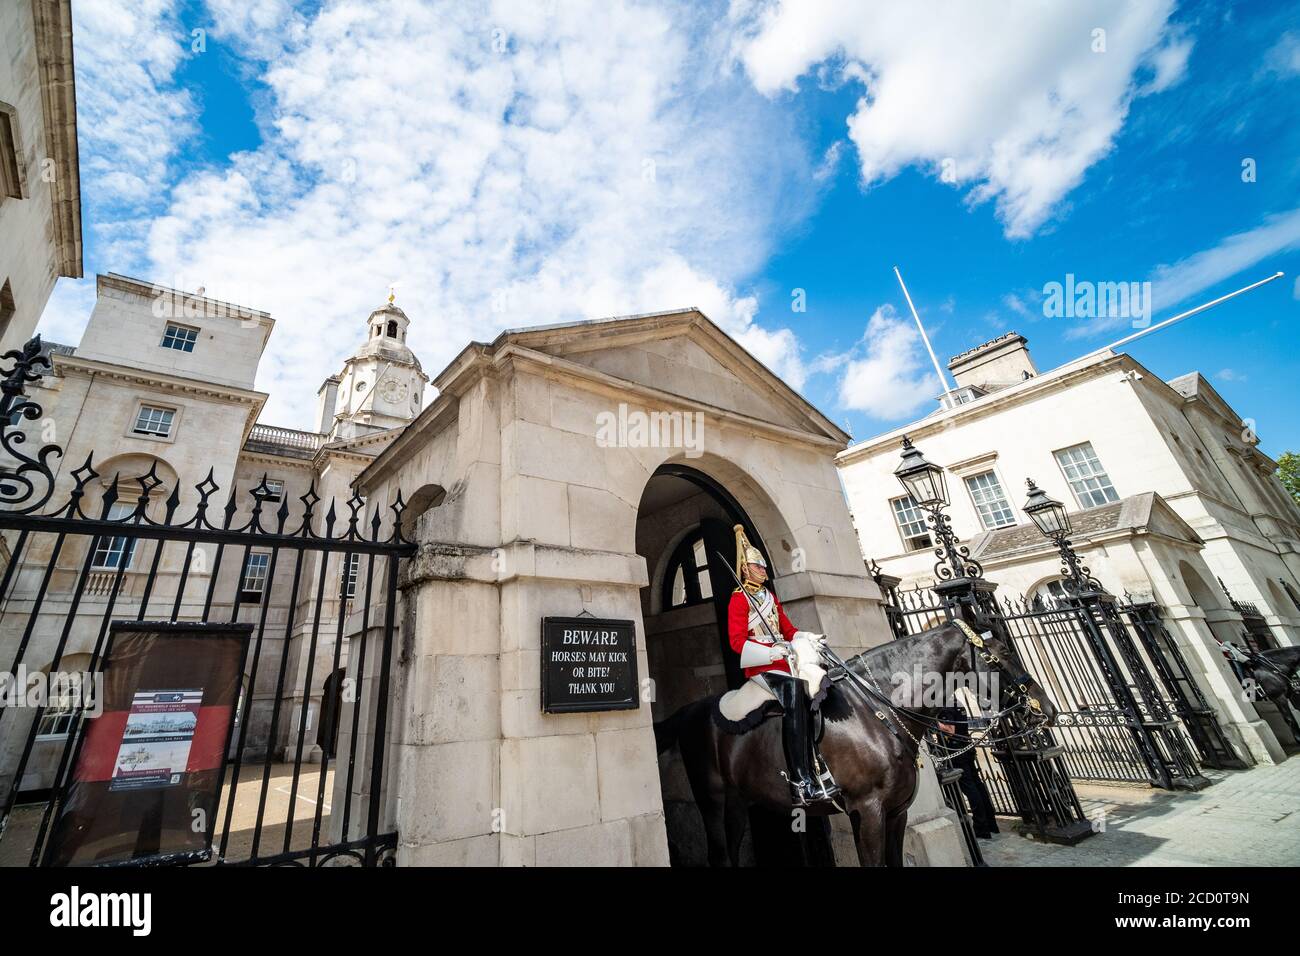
left=42, top=622, right=252, bottom=867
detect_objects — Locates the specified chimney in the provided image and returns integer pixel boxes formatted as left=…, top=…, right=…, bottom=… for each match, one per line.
left=947, top=332, right=1037, bottom=392
left=316, top=375, right=340, bottom=434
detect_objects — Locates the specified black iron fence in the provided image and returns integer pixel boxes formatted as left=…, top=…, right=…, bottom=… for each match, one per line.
left=882, top=579, right=1222, bottom=797
left=0, top=338, right=414, bottom=866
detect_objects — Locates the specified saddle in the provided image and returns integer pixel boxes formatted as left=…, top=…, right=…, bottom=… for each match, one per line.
left=713, top=681, right=783, bottom=735
left=712, top=634, right=831, bottom=736
left=711, top=681, right=831, bottom=744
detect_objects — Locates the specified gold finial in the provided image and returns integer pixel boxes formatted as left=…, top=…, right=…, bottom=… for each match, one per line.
left=387, top=286, right=396, bottom=305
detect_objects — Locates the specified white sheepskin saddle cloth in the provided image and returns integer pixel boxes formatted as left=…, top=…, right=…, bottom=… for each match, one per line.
left=715, top=635, right=829, bottom=733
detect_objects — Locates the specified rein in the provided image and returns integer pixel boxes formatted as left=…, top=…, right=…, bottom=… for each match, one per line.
left=819, top=620, right=1046, bottom=764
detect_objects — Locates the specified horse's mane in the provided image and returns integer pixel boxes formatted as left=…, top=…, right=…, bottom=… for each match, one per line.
left=1258, top=645, right=1300, bottom=674
left=821, top=623, right=963, bottom=723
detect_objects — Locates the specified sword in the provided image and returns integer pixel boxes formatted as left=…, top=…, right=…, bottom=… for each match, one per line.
left=714, top=551, right=785, bottom=647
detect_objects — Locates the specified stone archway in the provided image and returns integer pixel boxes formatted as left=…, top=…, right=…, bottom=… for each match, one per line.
left=635, top=462, right=833, bottom=866
left=1179, top=561, right=1233, bottom=644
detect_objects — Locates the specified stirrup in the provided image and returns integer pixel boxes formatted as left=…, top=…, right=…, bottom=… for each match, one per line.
left=816, top=767, right=843, bottom=801
left=781, top=771, right=816, bottom=808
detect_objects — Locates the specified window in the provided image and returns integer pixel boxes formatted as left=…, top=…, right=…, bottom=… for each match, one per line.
left=240, top=552, right=270, bottom=602
left=133, top=405, right=175, bottom=437
left=0, top=103, right=22, bottom=199
left=965, top=471, right=1016, bottom=530
left=663, top=529, right=717, bottom=610
left=0, top=279, right=14, bottom=344
left=91, top=502, right=137, bottom=570
left=36, top=696, right=77, bottom=738
left=340, top=553, right=361, bottom=601
left=257, top=478, right=285, bottom=502
left=1030, top=579, right=1070, bottom=609
left=386, top=320, right=398, bottom=338
left=1055, top=442, right=1119, bottom=509
left=891, top=495, right=933, bottom=552
left=160, top=323, right=199, bottom=352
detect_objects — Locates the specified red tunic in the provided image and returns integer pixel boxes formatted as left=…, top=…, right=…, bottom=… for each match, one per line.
left=728, top=587, right=798, bottom=679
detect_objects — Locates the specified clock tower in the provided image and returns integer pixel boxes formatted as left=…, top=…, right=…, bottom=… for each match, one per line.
left=323, top=294, right=428, bottom=441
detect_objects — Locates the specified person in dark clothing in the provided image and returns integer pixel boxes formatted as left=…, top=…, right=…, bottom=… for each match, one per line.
left=937, top=705, right=1000, bottom=839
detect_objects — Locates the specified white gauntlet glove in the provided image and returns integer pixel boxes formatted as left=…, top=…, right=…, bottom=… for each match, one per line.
left=795, top=631, right=827, bottom=648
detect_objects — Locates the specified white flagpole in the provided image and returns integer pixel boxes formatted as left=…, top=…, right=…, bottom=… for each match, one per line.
left=894, top=266, right=957, bottom=408
left=1081, top=271, right=1284, bottom=360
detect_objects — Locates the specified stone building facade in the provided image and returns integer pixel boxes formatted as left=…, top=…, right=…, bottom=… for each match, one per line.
left=0, top=0, right=82, bottom=356
left=3, top=282, right=964, bottom=865
left=836, top=332, right=1300, bottom=765
left=0, top=274, right=426, bottom=796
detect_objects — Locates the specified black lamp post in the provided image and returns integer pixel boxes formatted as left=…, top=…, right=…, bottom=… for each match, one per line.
left=1022, top=479, right=1099, bottom=594
left=894, top=436, right=983, bottom=581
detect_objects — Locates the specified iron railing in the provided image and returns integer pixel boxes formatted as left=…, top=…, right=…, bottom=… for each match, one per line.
left=0, top=336, right=414, bottom=866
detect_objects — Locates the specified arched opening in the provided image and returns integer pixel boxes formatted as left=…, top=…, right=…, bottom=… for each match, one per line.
left=1029, top=577, right=1069, bottom=609
left=400, top=483, right=447, bottom=540
left=1179, top=562, right=1233, bottom=645
left=317, top=668, right=345, bottom=760
left=636, top=462, right=831, bottom=867
left=386, top=320, right=398, bottom=338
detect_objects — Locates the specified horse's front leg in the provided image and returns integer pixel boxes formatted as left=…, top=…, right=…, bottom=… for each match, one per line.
left=723, top=788, right=747, bottom=867
left=697, top=782, right=733, bottom=867
left=884, top=806, right=908, bottom=867
left=848, top=798, right=887, bottom=867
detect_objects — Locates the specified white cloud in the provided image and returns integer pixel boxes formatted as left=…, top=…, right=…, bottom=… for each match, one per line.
left=1002, top=292, right=1034, bottom=320
left=1263, top=31, right=1300, bottom=78
left=1055, top=205, right=1300, bottom=339
left=730, top=0, right=1189, bottom=238
left=1147, top=206, right=1300, bottom=313
left=835, top=306, right=938, bottom=420
left=48, top=0, right=819, bottom=428
left=40, top=0, right=196, bottom=344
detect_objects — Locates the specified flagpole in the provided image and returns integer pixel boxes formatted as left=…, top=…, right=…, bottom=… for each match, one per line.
left=894, top=266, right=958, bottom=408
left=1082, top=271, right=1284, bottom=360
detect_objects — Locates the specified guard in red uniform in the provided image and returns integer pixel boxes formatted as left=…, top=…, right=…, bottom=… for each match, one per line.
left=728, top=524, right=841, bottom=807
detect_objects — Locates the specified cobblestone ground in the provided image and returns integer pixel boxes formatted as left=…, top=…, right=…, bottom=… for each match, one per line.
left=981, top=755, right=1300, bottom=867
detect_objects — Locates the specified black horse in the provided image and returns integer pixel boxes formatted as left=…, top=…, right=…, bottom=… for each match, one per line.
left=654, top=621, right=1057, bottom=866
left=1243, top=646, right=1300, bottom=743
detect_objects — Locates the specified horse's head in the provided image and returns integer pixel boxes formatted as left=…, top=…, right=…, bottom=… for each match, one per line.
left=964, top=627, right=1057, bottom=728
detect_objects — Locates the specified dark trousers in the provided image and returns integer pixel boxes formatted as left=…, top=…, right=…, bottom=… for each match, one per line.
left=955, top=759, right=998, bottom=836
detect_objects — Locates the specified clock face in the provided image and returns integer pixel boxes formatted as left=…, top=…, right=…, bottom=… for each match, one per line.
left=380, top=379, right=409, bottom=404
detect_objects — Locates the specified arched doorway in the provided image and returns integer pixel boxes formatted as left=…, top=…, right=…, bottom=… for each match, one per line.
left=318, top=668, right=345, bottom=760
left=636, top=463, right=832, bottom=866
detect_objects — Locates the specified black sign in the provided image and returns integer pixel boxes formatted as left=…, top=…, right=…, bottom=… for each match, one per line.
left=541, top=617, right=640, bottom=713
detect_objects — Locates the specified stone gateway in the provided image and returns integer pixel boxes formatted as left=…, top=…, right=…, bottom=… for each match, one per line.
left=353, top=308, right=969, bottom=867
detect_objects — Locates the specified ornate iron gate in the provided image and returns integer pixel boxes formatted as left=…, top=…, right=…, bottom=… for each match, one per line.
left=0, top=338, right=414, bottom=866
left=882, top=578, right=1213, bottom=795
left=1118, top=600, right=1247, bottom=770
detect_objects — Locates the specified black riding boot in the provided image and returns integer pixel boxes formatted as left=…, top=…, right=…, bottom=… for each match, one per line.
left=771, top=675, right=819, bottom=807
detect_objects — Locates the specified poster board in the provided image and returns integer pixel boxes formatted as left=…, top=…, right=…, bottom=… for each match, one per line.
left=42, top=621, right=252, bottom=867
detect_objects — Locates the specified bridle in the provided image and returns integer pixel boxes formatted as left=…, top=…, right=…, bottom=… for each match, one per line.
left=818, top=619, right=1049, bottom=765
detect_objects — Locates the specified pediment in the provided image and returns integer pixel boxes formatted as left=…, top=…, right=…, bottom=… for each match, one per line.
left=498, top=310, right=847, bottom=444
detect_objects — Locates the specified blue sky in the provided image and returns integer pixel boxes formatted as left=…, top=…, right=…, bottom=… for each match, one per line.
left=43, top=0, right=1300, bottom=455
